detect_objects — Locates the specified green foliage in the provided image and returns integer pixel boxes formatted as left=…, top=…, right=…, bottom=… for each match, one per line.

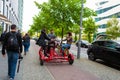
left=106, top=17, right=120, bottom=39
left=70, top=24, right=79, bottom=41
left=83, top=17, right=98, bottom=42
left=30, top=0, right=97, bottom=39
left=0, top=25, right=2, bottom=34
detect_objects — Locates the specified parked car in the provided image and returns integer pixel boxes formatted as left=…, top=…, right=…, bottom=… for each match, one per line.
left=76, top=40, right=90, bottom=48
left=32, top=37, right=38, bottom=42
left=87, top=40, right=120, bottom=65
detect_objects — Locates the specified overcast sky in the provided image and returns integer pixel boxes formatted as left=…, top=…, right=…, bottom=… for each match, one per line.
left=22, top=0, right=48, bottom=32
left=22, top=0, right=97, bottom=32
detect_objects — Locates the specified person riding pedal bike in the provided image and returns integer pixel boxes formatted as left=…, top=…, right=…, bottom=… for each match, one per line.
left=62, top=32, right=73, bottom=55
left=36, top=29, right=51, bottom=57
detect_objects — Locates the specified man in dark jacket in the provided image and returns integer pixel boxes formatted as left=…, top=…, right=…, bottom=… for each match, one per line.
left=2, top=24, right=23, bottom=80
left=36, top=29, right=50, bottom=57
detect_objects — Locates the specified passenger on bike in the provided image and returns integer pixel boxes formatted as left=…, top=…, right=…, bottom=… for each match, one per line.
left=36, top=29, right=50, bottom=57
left=48, top=29, right=56, bottom=39
left=62, top=32, right=73, bottom=54
left=47, top=29, right=56, bottom=53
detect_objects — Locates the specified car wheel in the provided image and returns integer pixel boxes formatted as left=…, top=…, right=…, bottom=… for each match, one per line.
left=88, top=52, right=96, bottom=61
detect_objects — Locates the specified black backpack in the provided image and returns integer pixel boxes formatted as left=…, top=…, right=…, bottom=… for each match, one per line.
left=23, top=35, right=30, bottom=42
left=7, top=32, right=19, bottom=50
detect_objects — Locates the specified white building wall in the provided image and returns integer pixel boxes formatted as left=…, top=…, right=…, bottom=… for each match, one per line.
left=0, top=0, right=2, bottom=13
left=18, top=0, right=23, bottom=29
left=10, top=0, right=19, bottom=26
left=95, top=0, right=120, bottom=33
left=0, top=0, right=20, bottom=32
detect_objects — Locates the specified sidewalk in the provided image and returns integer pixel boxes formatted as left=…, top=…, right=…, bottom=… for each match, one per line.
left=0, top=50, right=8, bottom=80
left=0, top=40, right=53, bottom=80
left=0, top=40, right=100, bottom=80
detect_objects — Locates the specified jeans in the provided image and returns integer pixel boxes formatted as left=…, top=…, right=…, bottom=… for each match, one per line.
left=23, top=42, right=30, bottom=52
left=7, top=51, right=19, bottom=79
left=42, top=45, right=48, bottom=56
left=62, top=43, right=71, bottom=51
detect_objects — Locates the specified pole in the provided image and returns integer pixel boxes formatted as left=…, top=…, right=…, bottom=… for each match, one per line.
left=77, top=0, right=84, bottom=59
left=17, top=54, right=23, bottom=73
left=17, top=59, right=21, bottom=73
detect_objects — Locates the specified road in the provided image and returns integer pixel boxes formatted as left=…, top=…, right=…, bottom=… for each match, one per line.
left=0, top=40, right=120, bottom=80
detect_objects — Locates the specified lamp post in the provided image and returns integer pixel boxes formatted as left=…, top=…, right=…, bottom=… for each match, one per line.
left=77, top=0, right=84, bottom=59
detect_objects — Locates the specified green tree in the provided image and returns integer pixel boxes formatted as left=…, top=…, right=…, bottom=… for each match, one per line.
left=83, top=17, right=98, bottom=43
left=0, top=25, right=2, bottom=34
left=31, top=0, right=96, bottom=39
left=106, top=17, right=120, bottom=39
left=70, top=23, right=79, bottom=41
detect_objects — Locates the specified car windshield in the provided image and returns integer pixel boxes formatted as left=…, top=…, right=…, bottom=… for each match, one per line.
left=116, top=41, right=120, bottom=45
left=113, top=40, right=120, bottom=45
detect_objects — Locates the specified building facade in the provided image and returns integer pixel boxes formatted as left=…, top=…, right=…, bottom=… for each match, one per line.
left=18, top=0, right=23, bottom=29
left=95, top=0, right=120, bottom=33
left=0, top=0, right=23, bottom=32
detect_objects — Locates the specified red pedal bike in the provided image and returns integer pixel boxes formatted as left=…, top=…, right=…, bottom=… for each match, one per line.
left=39, top=40, right=74, bottom=66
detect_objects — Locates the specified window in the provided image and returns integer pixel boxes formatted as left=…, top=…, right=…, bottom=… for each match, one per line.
left=97, top=41, right=104, bottom=46
left=96, top=4, right=120, bottom=14
left=100, top=1, right=108, bottom=5
left=104, top=41, right=117, bottom=49
left=93, top=41, right=104, bottom=46
left=6, top=5, right=8, bottom=18
left=9, top=3, right=11, bottom=7
left=0, top=0, right=3, bottom=14
left=99, top=24, right=106, bottom=28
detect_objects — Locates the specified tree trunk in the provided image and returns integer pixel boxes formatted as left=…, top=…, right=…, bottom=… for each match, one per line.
left=74, top=33, right=77, bottom=42
left=60, top=27, right=64, bottom=45
left=88, top=33, right=91, bottom=43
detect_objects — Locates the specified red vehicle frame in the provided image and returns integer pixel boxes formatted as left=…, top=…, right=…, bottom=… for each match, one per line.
left=39, top=41, right=74, bottom=65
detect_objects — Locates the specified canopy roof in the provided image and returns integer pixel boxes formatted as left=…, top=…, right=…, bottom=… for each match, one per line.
left=0, top=14, right=11, bottom=25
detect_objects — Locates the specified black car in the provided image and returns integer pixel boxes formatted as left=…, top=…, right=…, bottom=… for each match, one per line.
left=87, top=40, right=120, bottom=65
left=32, top=37, right=38, bottom=42
left=76, top=40, right=90, bottom=48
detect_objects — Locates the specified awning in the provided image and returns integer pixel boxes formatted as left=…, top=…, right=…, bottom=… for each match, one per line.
left=0, top=14, right=12, bottom=25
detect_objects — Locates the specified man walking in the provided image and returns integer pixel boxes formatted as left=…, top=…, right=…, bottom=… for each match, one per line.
left=2, top=24, right=23, bottom=80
